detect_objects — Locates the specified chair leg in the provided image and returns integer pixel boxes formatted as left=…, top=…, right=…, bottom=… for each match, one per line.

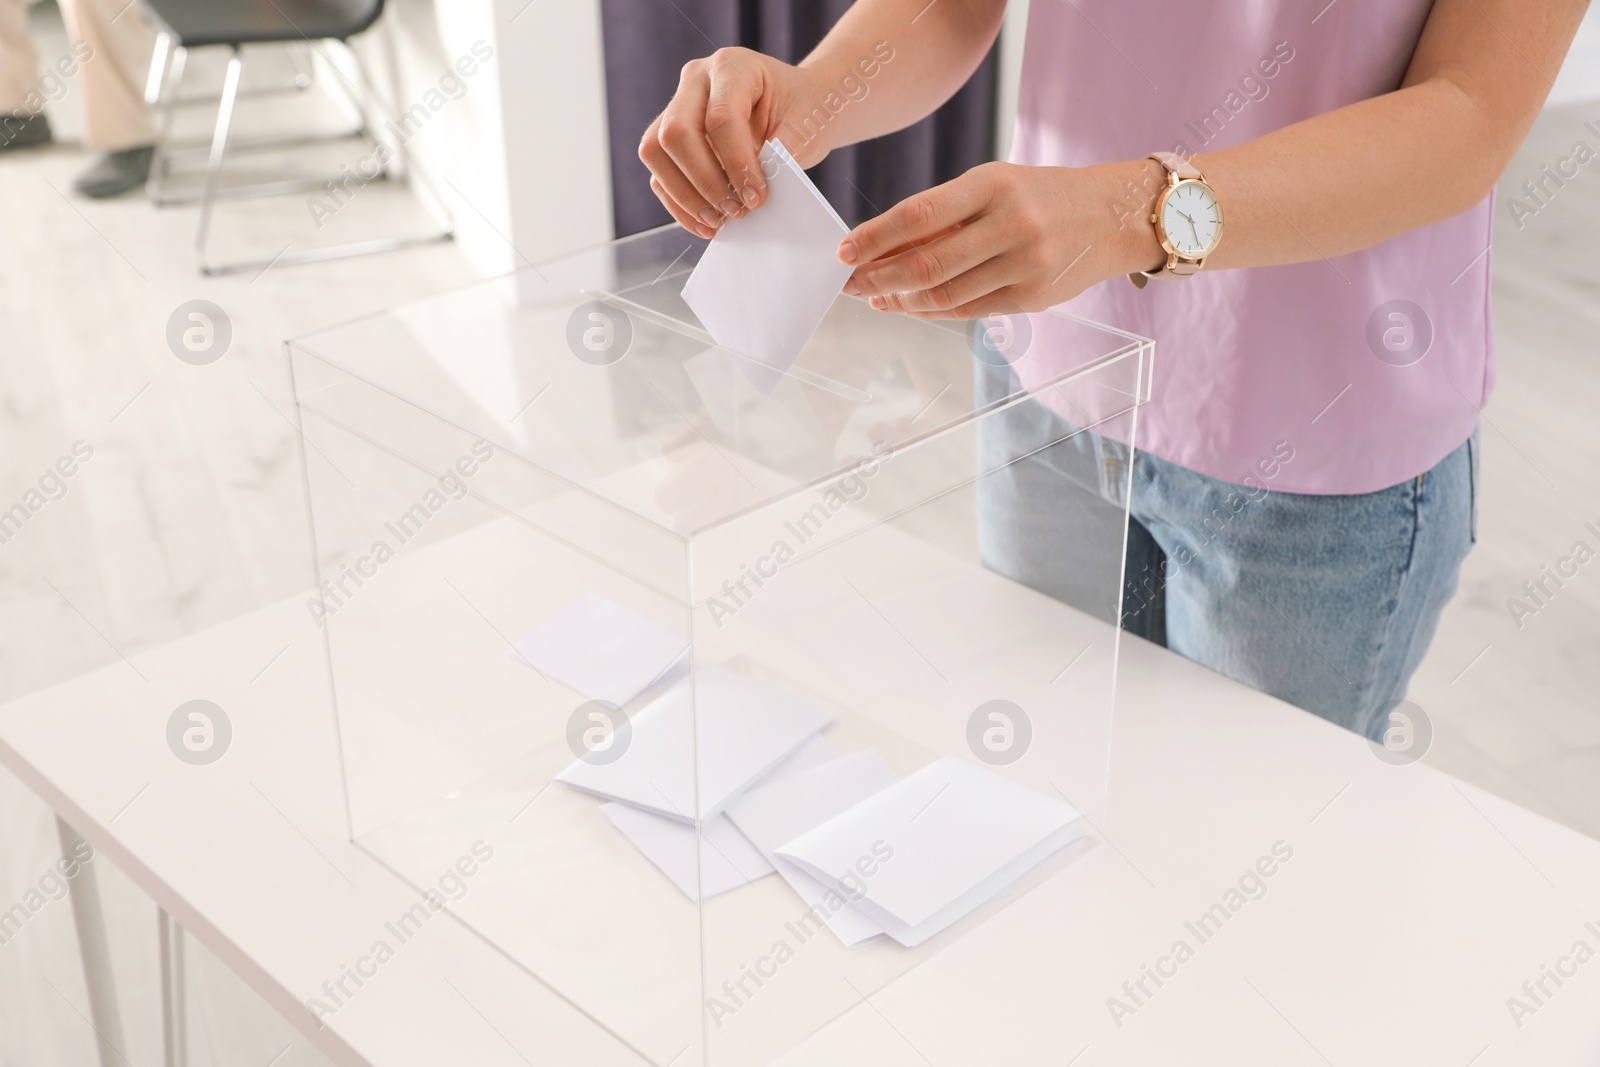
left=143, top=32, right=171, bottom=109
left=317, top=42, right=372, bottom=141
left=145, top=43, right=188, bottom=204
left=181, top=33, right=452, bottom=275
left=195, top=48, right=245, bottom=274
left=339, top=40, right=382, bottom=176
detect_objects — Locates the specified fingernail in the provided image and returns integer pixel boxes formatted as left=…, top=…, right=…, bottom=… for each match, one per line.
left=742, top=183, right=760, bottom=208
left=843, top=278, right=862, bottom=296
left=838, top=239, right=857, bottom=265
left=870, top=295, right=888, bottom=311
left=699, top=207, right=721, bottom=227
left=721, top=197, right=744, bottom=217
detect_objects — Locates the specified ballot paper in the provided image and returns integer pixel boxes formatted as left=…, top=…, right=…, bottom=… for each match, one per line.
left=776, top=758, right=1085, bottom=948
left=512, top=592, right=687, bottom=706
left=680, top=139, right=854, bottom=395
left=726, top=749, right=902, bottom=947
left=600, top=735, right=841, bottom=901
left=557, top=666, right=835, bottom=821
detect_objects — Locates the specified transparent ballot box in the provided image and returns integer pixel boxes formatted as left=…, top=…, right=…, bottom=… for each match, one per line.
left=287, top=224, right=1152, bottom=1065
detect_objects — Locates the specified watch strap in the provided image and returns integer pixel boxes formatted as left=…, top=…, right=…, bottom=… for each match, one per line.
left=1130, top=152, right=1206, bottom=286
left=1149, top=150, right=1202, bottom=182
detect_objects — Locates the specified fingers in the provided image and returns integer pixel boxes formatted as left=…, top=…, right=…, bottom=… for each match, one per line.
left=845, top=221, right=998, bottom=301
left=838, top=167, right=995, bottom=266
left=907, top=287, right=1026, bottom=321
left=867, top=258, right=1018, bottom=316
left=641, top=49, right=779, bottom=237
left=853, top=226, right=963, bottom=268
left=641, top=110, right=722, bottom=238
left=659, top=59, right=749, bottom=221
left=703, top=52, right=767, bottom=210
left=650, top=174, right=718, bottom=240
left=908, top=292, right=1017, bottom=321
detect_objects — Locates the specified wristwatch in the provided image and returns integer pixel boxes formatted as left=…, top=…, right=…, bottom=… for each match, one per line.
left=1128, top=151, right=1223, bottom=288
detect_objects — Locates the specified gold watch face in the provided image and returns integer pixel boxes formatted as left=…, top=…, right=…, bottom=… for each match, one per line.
left=1157, top=179, right=1222, bottom=259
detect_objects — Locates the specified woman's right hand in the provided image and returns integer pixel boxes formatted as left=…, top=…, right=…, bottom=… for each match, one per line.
left=639, top=47, right=829, bottom=239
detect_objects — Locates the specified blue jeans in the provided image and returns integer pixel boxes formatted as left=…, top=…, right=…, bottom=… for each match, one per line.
left=975, top=360, right=1477, bottom=742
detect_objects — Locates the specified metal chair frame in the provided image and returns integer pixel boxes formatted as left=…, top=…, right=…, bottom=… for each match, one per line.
left=143, top=37, right=314, bottom=112
left=143, top=23, right=452, bottom=275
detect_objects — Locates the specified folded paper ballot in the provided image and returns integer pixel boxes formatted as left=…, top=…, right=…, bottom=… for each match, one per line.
left=600, top=735, right=841, bottom=901
left=512, top=592, right=687, bottom=706
left=680, top=139, right=854, bottom=395
left=726, top=749, right=902, bottom=947
left=776, top=758, right=1085, bottom=948
left=557, top=666, right=835, bottom=821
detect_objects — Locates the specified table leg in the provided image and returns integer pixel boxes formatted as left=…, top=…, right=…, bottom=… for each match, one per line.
left=55, top=817, right=127, bottom=1067
left=159, top=908, right=188, bottom=1067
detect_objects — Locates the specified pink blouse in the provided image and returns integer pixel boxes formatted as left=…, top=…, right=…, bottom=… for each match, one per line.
left=1010, top=0, right=1493, bottom=494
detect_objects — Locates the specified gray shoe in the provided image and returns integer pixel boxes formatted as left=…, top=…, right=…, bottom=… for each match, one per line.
left=74, top=145, right=155, bottom=199
left=0, top=112, right=53, bottom=152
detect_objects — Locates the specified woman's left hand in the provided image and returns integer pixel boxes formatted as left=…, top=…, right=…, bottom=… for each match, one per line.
left=838, top=160, right=1164, bottom=319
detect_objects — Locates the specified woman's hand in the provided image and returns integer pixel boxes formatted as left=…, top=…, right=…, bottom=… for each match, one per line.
left=839, top=160, right=1166, bottom=319
left=640, top=48, right=832, bottom=240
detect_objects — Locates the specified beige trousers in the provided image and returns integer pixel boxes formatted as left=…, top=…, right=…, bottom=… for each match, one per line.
left=1, top=0, right=154, bottom=150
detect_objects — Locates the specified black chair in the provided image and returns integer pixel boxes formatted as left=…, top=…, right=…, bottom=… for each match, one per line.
left=141, top=0, right=452, bottom=275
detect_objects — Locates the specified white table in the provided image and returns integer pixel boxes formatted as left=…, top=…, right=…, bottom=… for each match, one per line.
left=3, top=586, right=1599, bottom=1066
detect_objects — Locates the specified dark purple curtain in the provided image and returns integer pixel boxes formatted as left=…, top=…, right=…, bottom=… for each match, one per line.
left=600, top=0, right=998, bottom=236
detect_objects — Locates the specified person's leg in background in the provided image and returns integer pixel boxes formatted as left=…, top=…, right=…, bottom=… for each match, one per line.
left=0, top=0, right=54, bottom=150
left=58, top=0, right=156, bottom=196
left=1125, top=431, right=1478, bottom=742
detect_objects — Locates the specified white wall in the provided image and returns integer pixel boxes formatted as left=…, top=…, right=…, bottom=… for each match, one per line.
left=378, top=0, right=614, bottom=279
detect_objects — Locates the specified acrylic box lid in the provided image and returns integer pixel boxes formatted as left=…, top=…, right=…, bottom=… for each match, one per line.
left=286, top=225, right=1151, bottom=538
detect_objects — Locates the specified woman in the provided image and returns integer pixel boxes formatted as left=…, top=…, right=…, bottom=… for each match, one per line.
left=637, top=0, right=1588, bottom=741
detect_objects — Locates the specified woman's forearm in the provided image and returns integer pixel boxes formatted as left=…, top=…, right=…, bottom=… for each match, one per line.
left=790, top=0, right=1007, bottom=153
left=1151, top=0, right=1588, bottom=273
left=636, top=0, right=1006, bottom=236
left=837, top=0, right=1587, bottom=315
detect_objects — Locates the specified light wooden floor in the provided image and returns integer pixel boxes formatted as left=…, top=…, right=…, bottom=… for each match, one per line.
left=1, top=7, right=1597, bottom=1062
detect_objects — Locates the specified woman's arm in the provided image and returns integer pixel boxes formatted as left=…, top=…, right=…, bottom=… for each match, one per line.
left=845, top=0, right=1591, bottom=316
left=638, top=0, right=1005, bottom=239
left=1196, top=0, right=1588, bottom=268
left=792, top=0, right=1007, bottom=150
